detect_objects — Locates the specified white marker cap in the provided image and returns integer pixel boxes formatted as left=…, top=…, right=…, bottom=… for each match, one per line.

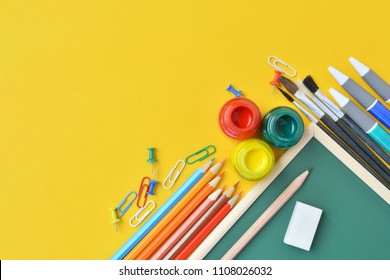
left=329, top=88, right=349, bottom=108
left=349, top=57, right=370, bottom=76
left=328, top=66, right=349, bottom=85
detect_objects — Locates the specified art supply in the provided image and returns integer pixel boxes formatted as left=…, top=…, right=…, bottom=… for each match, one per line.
left=136, top=177, right=150, bottom=208
left=129, top=200, right=156, bottom=227
left=136, top=173, right=224, bottom=260
left=268, top=56, right=297, bottom=77
left=328, top=66, right=390, bottom=129
left=221, top=169, right=311, bottom=260
left=329, top=88, right=390, bottom=154
left=297, top=79, right=390, bottom=166
left=261, top=106, right=304, bottom=149
left=185, top=145, right=216, bottom=165
left=163, top=184, right=237, bottom=260
left=174, top=192, right=241, bottom=260
left=279, top=76, right=390, bottom=185
left=122, top=158, right=222, bottom=260
left=110, top=159, right=214, bottom=260
left=277, top=87, right=390, bottom=187
left=147, top=170, right=158, bottom=196
left=147, top=147, right=157, bottom=174
left=303, top=75, right=390, bottom=166
left=283, top=201, right=323, bottom=251
left=151, top=188, right=223, bottom=260
left=349, top=57, right=390, bottom=103
left=219, top=87, right=262, bottom=140
left=230, top=138, right=275, bottom=180
left=163, top=159, right=186, bottom=190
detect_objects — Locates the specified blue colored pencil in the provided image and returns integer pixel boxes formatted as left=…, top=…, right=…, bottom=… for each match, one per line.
left=110, top=158, right=214, bottom=260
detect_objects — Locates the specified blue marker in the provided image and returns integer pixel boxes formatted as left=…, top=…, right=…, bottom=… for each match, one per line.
left=328, top=66, right=390, bottom=129
left=329, top=88, right=390, bottom=154
left=110, top=158, right=214, bottom=260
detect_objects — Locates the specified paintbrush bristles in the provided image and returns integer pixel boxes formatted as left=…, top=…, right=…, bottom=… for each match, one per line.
left=277, top=87, right=295, bottom=103
left=303, top=75, right=319, bottom=93
left=279, top=76, right=299, bottom=95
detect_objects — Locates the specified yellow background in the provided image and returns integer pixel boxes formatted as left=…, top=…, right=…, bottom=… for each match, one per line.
left=1, top=0, right=389, bottom=259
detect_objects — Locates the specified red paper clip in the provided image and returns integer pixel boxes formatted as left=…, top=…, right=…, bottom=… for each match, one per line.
left=137, top=177, right=150, bottom=208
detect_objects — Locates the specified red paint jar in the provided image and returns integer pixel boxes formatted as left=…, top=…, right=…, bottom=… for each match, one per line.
left=219, top=97, right=262, bottom=140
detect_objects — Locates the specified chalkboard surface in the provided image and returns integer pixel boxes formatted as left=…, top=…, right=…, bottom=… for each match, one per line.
left=204, top=138, right=390, bottom=260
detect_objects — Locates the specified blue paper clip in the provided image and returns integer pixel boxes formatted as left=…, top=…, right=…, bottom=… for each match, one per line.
left=185, top=145, right=216, bottom=165
left=116, top=191, right=137, bottom=219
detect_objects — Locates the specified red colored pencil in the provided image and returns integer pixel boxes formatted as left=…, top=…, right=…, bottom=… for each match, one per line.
left=173, top=192, right=241, bottom=260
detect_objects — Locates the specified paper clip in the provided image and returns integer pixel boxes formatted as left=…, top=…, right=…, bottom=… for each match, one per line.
left=185, top=145, right=216, bottom=165
left=116, top=191, right=137, bottom=219
left=129, top=200, right=156, bottom=227
left=268, top=56, right=297, bottom=77
left=137, top=177, right=150, bottom=208
left=163, top=159, right=186, bottom=190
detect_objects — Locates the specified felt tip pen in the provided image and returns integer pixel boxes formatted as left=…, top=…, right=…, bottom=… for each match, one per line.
left=328, top=66, right=390, bottom=129
left=349, top=57, right=390, bottom=103
left=329, top=88, right=390, bottom=154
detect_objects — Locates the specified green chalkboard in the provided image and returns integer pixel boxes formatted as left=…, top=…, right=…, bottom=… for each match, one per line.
left=205, top=138, right=390, bottom=260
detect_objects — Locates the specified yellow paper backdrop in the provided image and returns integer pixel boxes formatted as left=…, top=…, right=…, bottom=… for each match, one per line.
left=1, top=0, right=389, bottom=259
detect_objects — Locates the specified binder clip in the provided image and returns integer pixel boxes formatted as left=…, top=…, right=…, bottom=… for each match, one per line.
left=129, top=200, right=156, bottom=227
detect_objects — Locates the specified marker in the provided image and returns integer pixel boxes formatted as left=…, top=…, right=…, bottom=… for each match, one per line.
left=349, top=57, right=390, bottom=103
left=328, top=66, right=390, bottom=129
left=329, top=88, right=390, bottom=155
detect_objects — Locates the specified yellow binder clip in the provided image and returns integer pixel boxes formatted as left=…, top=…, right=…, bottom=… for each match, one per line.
left=129, top=200, right=156, bottom=227
left=163, top=159, right=186, bottom=190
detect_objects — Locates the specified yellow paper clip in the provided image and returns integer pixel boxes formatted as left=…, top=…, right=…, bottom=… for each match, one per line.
left=185, top=145, right=216, bottom=165
left=268, top=56, right=297, bottom=77
left=129, top=200, right=156, bottom=227
left=163, top=159, right=186, bottom=190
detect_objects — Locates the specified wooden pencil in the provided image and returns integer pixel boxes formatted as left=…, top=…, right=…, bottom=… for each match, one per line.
left=163, top=183, right=237, bottom=260
left=174, top=193, right=241, bottom=260
left=122, top=159, right=224, bottom=260
left=150, top=188, right=223, bottom=260
left=221, top=169, right=311, bottom=260
left=136, top=172, right=224, bottom=259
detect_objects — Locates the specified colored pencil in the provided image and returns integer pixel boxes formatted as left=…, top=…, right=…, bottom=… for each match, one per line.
left=329, top=88, right=390, bottom=155
left=151, top=188, right=223, bottom=260
left=136, top=172, right=224, bottom=259
left=163, top=183, right=237, bottom=260
left=280, top=76, right=390, bottom=184
left=222, top=169, right=311, bottom=260
left=349, top=57, right=390, bottom=103
left=277, top=87, right=390, bottom=188
left=328, top=66, right=390, bottom=129
left=174, top=192, right=241, bottom=260
left=123, top=159, right=224, bottom=260
left=303, top=75, right=390, bottom=166
left=110, top=159, right=214, bottom=260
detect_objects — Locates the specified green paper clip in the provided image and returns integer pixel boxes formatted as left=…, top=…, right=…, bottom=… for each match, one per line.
left=185, top=145, right=216, bottom=165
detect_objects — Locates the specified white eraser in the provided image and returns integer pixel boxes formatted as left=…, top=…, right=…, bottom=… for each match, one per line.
left=284, top=201, right=323, bottom=251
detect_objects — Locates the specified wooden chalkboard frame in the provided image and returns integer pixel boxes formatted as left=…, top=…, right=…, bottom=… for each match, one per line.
left=189, top=122, right=390, bottom=259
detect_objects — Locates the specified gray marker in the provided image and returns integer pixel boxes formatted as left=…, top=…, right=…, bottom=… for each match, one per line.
left=349, top=57, right=390, bottom=103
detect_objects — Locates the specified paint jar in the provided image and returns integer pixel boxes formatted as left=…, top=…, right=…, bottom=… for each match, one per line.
left=261, top=106, right=304, bottom=149
left=230, top=138, right=275, bottom=180
left=219, top=97, right=262, bottom=140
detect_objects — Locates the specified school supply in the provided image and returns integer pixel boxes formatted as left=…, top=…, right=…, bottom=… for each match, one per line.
left=221, top=169, right=311, bottom=260
left=110, top=159, right=214, bottom=260
left=328, top=66, right=390, bottom=129
left=147, top=147, right=157, bottom=174
left=109, top=191, right=137, bottom=232
left=129, top=200, right=156, bottom=227
left=185, top=145, right=216, bottom=165
left=136, top=177, right=150, bottom=208
left=163, top=160, right=186, bottom=190
left=122, top=159, right=223, bottom=260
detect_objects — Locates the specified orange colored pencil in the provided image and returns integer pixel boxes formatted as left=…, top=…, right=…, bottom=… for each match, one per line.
left=150, top=188, right=223, bottom=260
left=174, top=192, right=241, bottom=260
left=163, top=183, right=238, bottom=260
left=136, top=172, right=224, bottom=259
left=123, top=159, right=224, bottom=260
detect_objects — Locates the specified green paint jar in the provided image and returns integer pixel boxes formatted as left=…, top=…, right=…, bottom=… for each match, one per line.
left=261, top=106, right=304, bottom=149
